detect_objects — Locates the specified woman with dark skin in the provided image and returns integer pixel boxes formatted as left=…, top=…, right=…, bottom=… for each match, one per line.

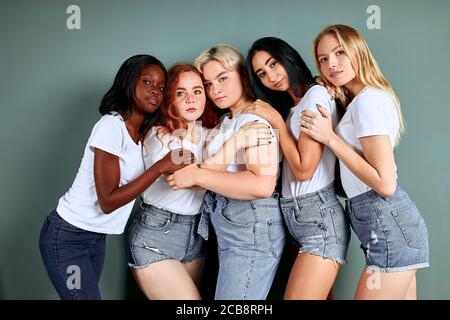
left=39, top=55, right=192, bottom=300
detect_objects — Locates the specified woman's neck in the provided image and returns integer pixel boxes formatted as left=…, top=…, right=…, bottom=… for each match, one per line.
left=229, top=95, right=253, bottom=117
left=124, top=110, right=144, bottom=143
left=287, top=82, right=308, bottom=106
left=287, top=87, right=301, bottom=106
left=345, top=78, right=365, bottom=97
left=185, top=121, right=200, bottom=144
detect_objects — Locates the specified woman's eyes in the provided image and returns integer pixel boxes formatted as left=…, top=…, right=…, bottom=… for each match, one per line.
left=204, top=82, right=211, bottom=88
left=176, top=89, right=203, bottom=96
left=319, top=57, right=327, bottom=64
left=336, top=50, right=345, bottom=56
left=218, top=76, right=227, bottom=82
left=143, top=79, right=152, bottom=85
left=257, top=72, right=266, bottom=79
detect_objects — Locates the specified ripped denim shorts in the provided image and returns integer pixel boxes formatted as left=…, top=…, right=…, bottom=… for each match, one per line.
left=127, top=203, right=207, bottom=269
left=346, top=185, right=429, bottom=272
left=280, top=183, right=350, bottom=264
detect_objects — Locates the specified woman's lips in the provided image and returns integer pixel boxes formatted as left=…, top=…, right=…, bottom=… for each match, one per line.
left=146, top=96, right=160, bottom=105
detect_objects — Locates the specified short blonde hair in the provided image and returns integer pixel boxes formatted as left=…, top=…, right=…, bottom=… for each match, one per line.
left=313, top=24, right=405, bottom=144
left=194, top=44, right=253, bottom=98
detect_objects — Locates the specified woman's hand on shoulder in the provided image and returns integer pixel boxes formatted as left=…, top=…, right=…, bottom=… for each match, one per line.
left=242, top=99, right=283, bottom=128
left=236, top=120, right=273, bottom=149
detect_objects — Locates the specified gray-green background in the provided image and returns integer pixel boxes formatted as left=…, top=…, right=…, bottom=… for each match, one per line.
left=1, top=0, right=448, bottom=299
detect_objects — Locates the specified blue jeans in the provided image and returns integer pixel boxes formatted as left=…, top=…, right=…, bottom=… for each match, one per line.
left=203, top=192, right=286, bottom=300
left=39, top=210, right=106, bottom=299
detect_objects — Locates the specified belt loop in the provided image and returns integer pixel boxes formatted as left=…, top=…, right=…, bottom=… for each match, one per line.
left=344, top=199, right=350, bottom=213
left=293, top=197, right=300, bottom=211
left=317, top=189, right=327, bottom=204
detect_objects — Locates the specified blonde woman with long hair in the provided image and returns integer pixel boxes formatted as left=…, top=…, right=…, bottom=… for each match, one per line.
left=300, top=24, right=429, bottom=299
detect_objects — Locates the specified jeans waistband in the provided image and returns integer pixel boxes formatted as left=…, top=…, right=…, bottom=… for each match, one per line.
left=140, top=202, right=199, bottom=224
left=346, top=184, right=406, bottom=207
left=210, top=191, right=280, bottom=204
left=280, top=183, right=337, bottom=207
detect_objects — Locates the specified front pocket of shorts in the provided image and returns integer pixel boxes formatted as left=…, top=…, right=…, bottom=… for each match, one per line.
left=391, top=202, right=427, bottom=249
left=292, top=203, right=321, bottom=225
left=267, top=220, right=285, bottom=258
left=141, top=212, right=171, bottom=230
left=219, top=203, right=253, bottom=227
left=290, top=204, right=323, bottom=240
left=327, top=203, right=350, bottom=245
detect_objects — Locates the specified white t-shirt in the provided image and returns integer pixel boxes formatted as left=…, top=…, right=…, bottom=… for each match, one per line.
left=57, top=113, right=145, bottom=234
left=281, top=85, right=338, bottom=198
left=141, top=126, right=209, bottom=215
left=335, top=87, right=399, bottom=199
left=203, top=113, right=280, bottom=173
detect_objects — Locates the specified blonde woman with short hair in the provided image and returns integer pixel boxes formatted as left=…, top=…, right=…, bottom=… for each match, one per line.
left=166, top=44, right=285, bottom=299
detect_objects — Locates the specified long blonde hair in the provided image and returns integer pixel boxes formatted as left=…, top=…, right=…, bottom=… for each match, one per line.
left=313, top=24, right=405, bottom=144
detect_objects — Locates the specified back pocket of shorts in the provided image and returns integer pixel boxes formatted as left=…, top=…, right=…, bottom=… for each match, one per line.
left=391, top=202, right=427, bottom=249
left=350, top=202, right=379, bottom=224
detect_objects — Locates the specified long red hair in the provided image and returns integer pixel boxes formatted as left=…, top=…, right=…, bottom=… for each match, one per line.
left=156, top=64, right=218, bottom=144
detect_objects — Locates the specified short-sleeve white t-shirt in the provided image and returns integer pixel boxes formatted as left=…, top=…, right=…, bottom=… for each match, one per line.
left=281, top=85, right=338, bottom=198
left=335, top=87, right=399, bottom=198
left=203, top=113, right=280, bottom=173
left=141, top=126, right=209, bottom=215
left=57, top=113, right=145, bottom=234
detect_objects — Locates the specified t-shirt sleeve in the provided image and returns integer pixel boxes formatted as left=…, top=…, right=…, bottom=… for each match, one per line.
left=353, top=92, right=396, bottom=138
left=301, top=85, right=333, bottom=114
left=89, top=116, right=123, bottom=157
left=235, top=114, right=277, bottom=141
left=291, top=86, right=333, bottom=137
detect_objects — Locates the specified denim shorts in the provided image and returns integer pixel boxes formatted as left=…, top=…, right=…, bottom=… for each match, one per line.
left=203, top=191, right=286, bottom=300
left=280, top=183, right=350, bottom=264
left=127, top=203, right=207, bottom=269
left=346, top=185, right=429, bottom=272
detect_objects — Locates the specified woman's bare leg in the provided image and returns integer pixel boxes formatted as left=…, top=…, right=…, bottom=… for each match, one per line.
left=133, top=259, right=201, bottom=300
left=354, top=267, right=416, bottom=300
left=284, top=253, right=340, bottom=300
